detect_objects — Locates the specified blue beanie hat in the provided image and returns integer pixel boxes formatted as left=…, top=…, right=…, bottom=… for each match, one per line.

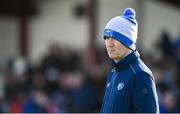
left=103, top=8, right=138, bottom=50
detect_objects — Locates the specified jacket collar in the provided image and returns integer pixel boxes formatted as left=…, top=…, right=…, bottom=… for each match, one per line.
left=112, top=50, right=140, bottom=70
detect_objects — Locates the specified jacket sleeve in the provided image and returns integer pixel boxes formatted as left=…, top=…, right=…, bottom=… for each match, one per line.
left=132, top=71, right=159, bottom=113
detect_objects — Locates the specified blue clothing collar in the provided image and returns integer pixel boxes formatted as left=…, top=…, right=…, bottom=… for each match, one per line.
left=112, top=50, right=140, bottom=69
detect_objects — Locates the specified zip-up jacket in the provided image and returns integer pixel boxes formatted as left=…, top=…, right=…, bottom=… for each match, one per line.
left=101, top=51, right=159, bottom=113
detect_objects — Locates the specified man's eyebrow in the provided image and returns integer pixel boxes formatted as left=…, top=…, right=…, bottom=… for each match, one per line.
left=104, top=36, right=110, bottom=39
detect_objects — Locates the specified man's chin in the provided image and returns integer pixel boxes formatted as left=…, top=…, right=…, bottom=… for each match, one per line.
left=108, top=55, right=116, bottom=60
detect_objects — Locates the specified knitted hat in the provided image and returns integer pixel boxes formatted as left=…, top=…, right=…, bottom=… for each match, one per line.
left=103, top=8, right=138, bottom=50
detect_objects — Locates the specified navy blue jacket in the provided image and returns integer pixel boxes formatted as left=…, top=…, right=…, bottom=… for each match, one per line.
left=101, top=51, right=159, bottom=113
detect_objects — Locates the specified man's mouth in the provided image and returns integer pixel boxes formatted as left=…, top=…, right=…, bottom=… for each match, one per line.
left=108, top=50, right=115, bottom=53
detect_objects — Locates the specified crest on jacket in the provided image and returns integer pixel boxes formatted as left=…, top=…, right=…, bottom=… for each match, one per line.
left=117, top=82, right=124, bottom=90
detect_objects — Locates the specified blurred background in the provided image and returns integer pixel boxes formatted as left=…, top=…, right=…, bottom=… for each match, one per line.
left=0, top=0, right=179, bottom=113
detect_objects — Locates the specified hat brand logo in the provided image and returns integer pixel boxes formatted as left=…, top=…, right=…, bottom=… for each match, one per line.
left=117, top=82, right=124, bottom=91
left=105, top=29, right=112, bottom=36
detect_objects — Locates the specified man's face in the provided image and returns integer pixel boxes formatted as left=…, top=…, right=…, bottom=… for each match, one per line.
left=104, top=37, right=130, bottom=61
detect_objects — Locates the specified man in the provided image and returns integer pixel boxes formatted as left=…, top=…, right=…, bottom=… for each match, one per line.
left=101, top=8, right=159, bottom=113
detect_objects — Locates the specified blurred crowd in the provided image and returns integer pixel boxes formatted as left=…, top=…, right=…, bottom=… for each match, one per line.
left=150, top=30, right=180, bottom=113
left=0, top=43, right=110, bottom=113
left=0, top=30, right=179, bottom=113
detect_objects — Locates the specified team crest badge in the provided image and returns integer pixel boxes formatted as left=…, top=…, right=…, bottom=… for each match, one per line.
left=117, top=82, right=124, bottom=90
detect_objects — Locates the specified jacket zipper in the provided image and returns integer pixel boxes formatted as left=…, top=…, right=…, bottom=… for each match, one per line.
left=102, top=70, right=114, bottom=112
left=109, top=69, right=118, bottom=112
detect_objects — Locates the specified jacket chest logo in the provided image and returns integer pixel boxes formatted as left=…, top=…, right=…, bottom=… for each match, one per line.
left=106, top=82, right=110, bottom=88
left=117, top=82, right=124, bottom=91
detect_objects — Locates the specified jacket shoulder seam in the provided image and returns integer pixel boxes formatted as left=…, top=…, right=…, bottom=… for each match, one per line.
left=129, top=64, right=136, bottom=74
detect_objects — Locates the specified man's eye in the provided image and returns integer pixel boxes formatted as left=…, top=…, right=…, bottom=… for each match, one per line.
left=104, top=37, right=109, bottom=40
